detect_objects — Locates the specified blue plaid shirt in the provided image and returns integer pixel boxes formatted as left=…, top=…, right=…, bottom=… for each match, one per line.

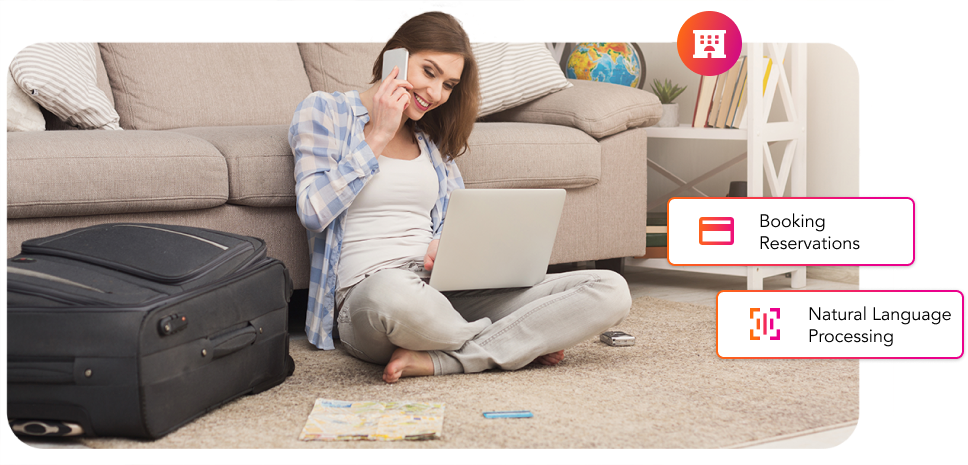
left=289, top=90, right=465, bottom=349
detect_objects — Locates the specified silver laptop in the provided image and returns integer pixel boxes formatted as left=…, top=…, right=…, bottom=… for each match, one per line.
left=419, top=188, right=566, bottom=292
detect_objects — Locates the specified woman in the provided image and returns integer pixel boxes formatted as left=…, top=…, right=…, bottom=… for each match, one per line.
left=289, top=12, right=631, bottom=383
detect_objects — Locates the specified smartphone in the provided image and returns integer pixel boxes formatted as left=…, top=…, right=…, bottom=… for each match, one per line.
left=600, top=331, right=635, bottom=347
left=382, top=48, right=409, bottom=81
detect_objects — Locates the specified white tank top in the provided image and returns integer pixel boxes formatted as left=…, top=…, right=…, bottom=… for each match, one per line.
left=336, top=143, right=438, bottom=292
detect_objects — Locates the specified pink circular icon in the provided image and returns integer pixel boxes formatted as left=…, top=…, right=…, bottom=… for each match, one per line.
left=677, top=11, right=742, bottom=76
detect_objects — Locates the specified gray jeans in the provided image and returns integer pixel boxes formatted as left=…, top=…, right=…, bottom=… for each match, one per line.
left=335, top=267, right=631, bottom=375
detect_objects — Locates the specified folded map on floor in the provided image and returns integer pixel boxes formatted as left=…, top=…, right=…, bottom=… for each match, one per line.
left=298, top=398, right=445, bottom=441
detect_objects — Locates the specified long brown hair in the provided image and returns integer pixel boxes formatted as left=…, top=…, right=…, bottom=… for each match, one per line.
left=370, top=12, right=479, bottom=161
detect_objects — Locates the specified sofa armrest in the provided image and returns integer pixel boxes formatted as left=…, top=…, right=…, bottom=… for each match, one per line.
left=483, top=79, right=662, bottom=139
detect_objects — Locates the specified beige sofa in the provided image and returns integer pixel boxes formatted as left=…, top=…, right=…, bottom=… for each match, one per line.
left=6, top=43, right=661, bottom=290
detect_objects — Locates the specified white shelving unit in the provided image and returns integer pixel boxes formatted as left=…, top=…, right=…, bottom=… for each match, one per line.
left=628, top=43, right=808, bottom=290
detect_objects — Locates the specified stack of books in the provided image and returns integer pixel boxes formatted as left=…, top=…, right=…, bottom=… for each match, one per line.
left=634, top=212, right=668, bottom=259
left=691, top=56, right=777, bottom=129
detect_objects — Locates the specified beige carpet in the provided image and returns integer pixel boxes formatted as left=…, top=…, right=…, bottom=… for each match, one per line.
left=82, top=296, right=858, bottom=449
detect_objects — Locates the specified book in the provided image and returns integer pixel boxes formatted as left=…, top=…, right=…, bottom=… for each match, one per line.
left=691, top=74, right=719, bottom=128
left=714, top=56, right=746, bottom=128
left=723, top=58, right=748, bottom=128
left=646, top=212, right=668, bottom=247
left=728, top=82, right=747, bottom=128
left=737, top=57, right=777, bottom=129
left=705, top=69, right=730, bottom=127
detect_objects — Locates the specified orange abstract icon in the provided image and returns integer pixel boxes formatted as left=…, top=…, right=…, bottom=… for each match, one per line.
left=750, top=307, right=781, bottom=341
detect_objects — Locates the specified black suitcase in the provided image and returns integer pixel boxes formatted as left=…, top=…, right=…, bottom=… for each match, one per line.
left=6, top=223, right=294, bottom=439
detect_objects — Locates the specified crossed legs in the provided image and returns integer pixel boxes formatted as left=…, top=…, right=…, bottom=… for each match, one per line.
left=336, top=268, right=631, bottom=383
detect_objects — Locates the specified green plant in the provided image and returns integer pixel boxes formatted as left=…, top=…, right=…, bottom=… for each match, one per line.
left=650, top=79, right=687, bottom=104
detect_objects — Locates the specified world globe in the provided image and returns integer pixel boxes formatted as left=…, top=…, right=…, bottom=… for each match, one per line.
left=566, top=43, right=643, bottom=88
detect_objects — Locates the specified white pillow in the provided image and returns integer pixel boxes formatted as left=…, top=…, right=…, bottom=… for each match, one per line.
left=472, top=43, right=573, bottom=117
left=6, top=68, right=45, bottom=132
left=9, top=43, right=121, bottom=130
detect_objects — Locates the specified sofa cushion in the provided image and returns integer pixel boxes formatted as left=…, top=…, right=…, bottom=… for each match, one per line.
left=9, top=43, right=122, bottom=130
left=171, top=125, right=295, bottom=208
left=172, top=122, right=601, bottom=210
left=299, top=43, right=382, bottom=93
left=7, top=130, right=228, bottom=219
left=99, top=43, right=312, bottom=130
left=457, top=122, right=600, bottom=189
left=485, top=79, right=662, bottom=139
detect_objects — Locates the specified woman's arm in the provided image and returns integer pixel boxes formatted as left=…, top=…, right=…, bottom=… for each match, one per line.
left=289, top=92, right=380, bottom=233
left=362, top=66, right=412, bottom=157
left=424, top=239, right=440, bottom=271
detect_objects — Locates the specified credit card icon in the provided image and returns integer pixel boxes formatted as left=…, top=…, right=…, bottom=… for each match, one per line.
left=699, top=217, right=734, bottom=245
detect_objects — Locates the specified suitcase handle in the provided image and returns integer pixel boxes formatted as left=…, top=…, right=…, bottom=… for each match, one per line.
left=8, top=361, right=75, bottom=384
left=210, top=325, right=258, bottom=359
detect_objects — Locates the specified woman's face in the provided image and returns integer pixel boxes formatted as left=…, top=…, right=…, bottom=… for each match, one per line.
left=403, top=51, right=464, bottom=121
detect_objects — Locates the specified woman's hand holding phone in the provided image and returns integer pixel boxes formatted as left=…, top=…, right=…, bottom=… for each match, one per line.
left=364, top=66, right=412, bottom=156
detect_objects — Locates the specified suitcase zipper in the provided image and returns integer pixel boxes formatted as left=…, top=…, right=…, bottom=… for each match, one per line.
left=118, top=225, right=229, bottom=250
left=116, top=241, right=255, bottom=286
left=176, top=243, right=254, bottom=284
left=21, top=226, right=255, bottom=285
left=7, top=267, right=108, bottom=293
left=8, top=258, right=284, bottom=311
left=134, top=223, right=270, bottom=280
left=8, top=279, right=111, bottom=306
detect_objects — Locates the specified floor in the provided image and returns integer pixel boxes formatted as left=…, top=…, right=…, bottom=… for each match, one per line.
left=621, top=264, right=859, bottom=448
left=17, top=264, right=859, bottom=450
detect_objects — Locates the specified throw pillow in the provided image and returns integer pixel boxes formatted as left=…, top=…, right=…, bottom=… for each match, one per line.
left=9, top=43, right=121, bottom=130
left=6, top=68, right=45, bottom=132
left=472, top=43, right=573, bottom=117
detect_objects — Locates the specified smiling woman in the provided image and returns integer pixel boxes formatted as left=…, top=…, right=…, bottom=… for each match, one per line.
left=287, top=11, right=632, bottom=385
left=366, top=12, right=479, bottom=161
left=358, top=50, right=465, bottom=161
left=404, top=52, right=463, bottom=115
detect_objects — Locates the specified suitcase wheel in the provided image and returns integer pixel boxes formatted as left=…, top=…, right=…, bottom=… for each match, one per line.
left=9, top=419, right=84, bottom=437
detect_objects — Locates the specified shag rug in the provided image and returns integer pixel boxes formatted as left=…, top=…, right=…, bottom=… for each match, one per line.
left=81, top=296, right=858, bottom=449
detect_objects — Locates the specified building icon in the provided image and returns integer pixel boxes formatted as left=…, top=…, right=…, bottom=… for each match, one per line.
left=693, top=30, right=726, bottom=59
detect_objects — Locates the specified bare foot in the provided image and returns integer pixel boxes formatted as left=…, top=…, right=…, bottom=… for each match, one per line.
left=533, top=350, right=565, bottom=366
left=383, top=347, right=435, bottom=383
